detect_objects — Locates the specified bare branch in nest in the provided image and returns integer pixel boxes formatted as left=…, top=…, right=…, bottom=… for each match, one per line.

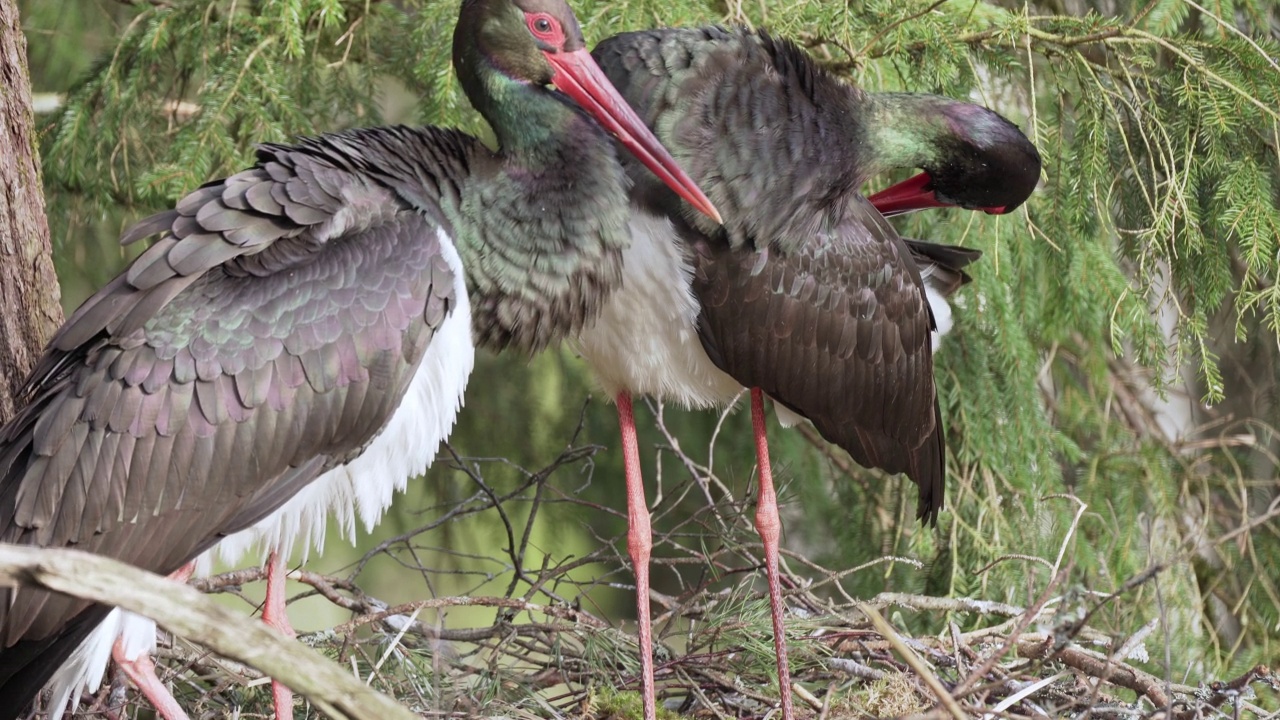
left=0, top=544, right=416, bottom=720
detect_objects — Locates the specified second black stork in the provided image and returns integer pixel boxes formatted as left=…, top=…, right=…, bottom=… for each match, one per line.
left=579, top=26, right=1041, bottom=720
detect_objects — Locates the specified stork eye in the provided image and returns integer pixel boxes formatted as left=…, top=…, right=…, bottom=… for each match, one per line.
left=526, top=12, right=564, bottom=46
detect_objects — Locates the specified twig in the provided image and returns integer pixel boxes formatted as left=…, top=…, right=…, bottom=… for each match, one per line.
left=0, top=545, right=416, bottom=720
left=856, top=0, right=952, bottom=58
left=871, top=592, right=1026, bottom=618
left=335, top=595, right=607, bottom=635
left=953, top=566, right=1069, bottom=698
left=1015, top=637, right=1171, bottom=708
left=858, top=604, right=968, bottom=720
left=982, top=671, right=1068, bottom=719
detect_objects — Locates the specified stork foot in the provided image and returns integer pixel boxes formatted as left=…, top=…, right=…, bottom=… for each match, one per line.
left=751, top=388, right=795, bottom=720
left=262, top=550, right=297, bottom=720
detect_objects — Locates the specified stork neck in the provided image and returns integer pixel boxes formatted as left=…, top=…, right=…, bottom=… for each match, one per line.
left=858, top=93, right=968, bottom=179
left=450, top=80, right=633, bottom=355
left=479, top=73, right=584, bottom=155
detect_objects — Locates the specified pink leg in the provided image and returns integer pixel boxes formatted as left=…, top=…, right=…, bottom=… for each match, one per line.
left=617, top=392, right=657, bottom=720
left=262, top=551, right=296, bottom=720
left=751, top=388, right=794, bottom=720
left=110, top=564, right=195, bottom=720
left=111, top=642, right=191, bottom=720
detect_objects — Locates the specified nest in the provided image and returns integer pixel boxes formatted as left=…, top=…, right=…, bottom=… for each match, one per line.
left=52, top=565, right=1278, bottom=719
left=22, top=405, right=1280, bottom=720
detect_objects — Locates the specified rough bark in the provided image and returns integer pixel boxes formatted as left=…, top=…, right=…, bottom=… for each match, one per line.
left=0, top=0, right=60, bottom=427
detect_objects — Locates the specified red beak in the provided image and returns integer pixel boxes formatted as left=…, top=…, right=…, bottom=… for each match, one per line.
left=867, top=172, right=950, bottom=217
left=869, top=171, right=1008, bottom=216
left=545, top=49, right=722, bottom=225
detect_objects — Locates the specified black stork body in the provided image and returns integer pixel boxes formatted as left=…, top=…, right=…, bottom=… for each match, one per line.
left=0, top=3, right=720, bottom=718
left=578, top=26, right=1041, bottom=720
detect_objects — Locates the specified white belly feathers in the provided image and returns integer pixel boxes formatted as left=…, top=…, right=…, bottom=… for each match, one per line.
left=574, top=212, right=743, bottom=408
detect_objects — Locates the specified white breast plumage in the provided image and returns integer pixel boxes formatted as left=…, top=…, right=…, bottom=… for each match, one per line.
left=574, top=212, right=744, bottom=408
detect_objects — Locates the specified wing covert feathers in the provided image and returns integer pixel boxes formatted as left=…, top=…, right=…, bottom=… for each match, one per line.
left=0, top=130, right=463, bottom=684
left=690, top=200, right=944, bottom=521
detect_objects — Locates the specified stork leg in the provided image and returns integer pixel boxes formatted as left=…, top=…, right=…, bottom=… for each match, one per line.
left=111, top=563, right=195, bottom=720
left=261, top=550, right=296, bottom=720
left=111, top=642, right=190, bottom=720
left=616, top=392, right=657, bottom=720
left=750, top=388, right=794, bottom=720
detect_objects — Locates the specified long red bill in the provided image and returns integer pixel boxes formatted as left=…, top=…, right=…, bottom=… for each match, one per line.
left=545, top=49, right=722, bottom=225
left=870, top=171, right=1009, bottom=216
left=867, top=172, right=950, bottom=217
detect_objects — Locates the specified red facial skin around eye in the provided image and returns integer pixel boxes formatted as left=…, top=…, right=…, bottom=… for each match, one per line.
left=525, top=12, right=565, bottom=50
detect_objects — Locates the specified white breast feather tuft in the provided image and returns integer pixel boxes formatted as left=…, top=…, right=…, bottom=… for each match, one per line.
left=574, top=212, right=744, bottom=408
left=922, top=279, right=954, bottom=352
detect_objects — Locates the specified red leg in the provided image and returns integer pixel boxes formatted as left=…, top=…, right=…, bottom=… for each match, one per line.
left=617, top=392, right=656, bottom=720
left=751, top=388, right=794, bottom=720
left=262, top=551, right=296, bottom=720
left=111, top=640, right=190, bottom=720
left=110, top=563, right=195, bottom=720
left=170, top=563, right=195, bottom=584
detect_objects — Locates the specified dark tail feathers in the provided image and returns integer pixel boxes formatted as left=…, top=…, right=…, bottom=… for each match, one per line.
left=903, top=238, right=983, bottom=298
left=0, top=607, right=110, bottom=720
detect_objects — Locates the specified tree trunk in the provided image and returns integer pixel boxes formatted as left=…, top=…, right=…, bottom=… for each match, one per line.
left=0, top=0, right=60, bottom=426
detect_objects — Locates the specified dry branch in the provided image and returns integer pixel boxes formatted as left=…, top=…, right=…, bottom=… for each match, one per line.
left=0, top=544, right=416, bottom=720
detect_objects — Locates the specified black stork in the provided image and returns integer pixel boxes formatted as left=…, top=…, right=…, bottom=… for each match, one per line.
left=0, top=2, right=721, bottom=718
left=577, top=26, right=1041, bottom=720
